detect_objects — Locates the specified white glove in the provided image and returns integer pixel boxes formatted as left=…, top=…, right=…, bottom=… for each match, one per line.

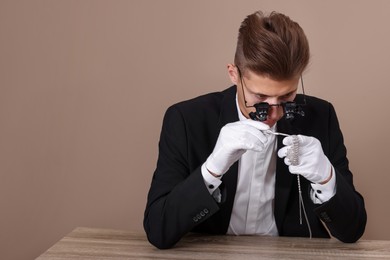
left=277, top=135, right=332, bottom=184
left=205, top=119, right=270, bottom=176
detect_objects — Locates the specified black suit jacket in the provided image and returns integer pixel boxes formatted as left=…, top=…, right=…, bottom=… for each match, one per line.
left=144, top=86, right=366, bottom=249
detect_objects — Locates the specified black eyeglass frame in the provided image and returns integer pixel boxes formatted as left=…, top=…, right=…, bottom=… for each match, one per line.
left=236, top=66, right=306, bottom=121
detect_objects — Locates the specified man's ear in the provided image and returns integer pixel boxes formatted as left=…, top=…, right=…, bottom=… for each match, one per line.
left=227, top=64, right=239, bottom=85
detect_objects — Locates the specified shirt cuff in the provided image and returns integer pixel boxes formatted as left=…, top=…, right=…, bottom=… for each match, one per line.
left=201, top=163, right=222, bottom=194
left=310, top=166, right=336, bottom=204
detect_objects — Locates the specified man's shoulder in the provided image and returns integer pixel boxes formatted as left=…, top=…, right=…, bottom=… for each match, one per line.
left=296, top=94, right=334, bottom=115
left=292, top=94, right=339, bottom=131
left=169, top=86, right=236, bottom=114
left=296, top=94, right=330, bottom=106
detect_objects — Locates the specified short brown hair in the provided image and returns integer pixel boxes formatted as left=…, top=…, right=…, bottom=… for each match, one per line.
left=234, top=11, right=310, bottom=80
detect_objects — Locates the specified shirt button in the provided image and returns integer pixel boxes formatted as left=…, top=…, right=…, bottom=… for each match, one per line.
left=208, top=184, right=214, bottom=189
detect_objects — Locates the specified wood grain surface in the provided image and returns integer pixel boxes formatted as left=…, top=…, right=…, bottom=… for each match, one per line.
left=37, top=227, right=390, bottom=259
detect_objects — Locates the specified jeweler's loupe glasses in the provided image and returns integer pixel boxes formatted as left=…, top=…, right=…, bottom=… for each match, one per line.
left=249, top=101, right=305, bottom=121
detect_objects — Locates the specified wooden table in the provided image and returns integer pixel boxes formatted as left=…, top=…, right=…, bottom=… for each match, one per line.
left=37, top=227, right=390, bottom=259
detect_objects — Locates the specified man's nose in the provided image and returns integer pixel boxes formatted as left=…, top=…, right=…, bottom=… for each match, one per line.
left=267, top=105, right=283, bottom=120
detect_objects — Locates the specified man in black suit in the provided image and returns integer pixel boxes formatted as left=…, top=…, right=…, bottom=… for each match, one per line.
left=144, top=10, right=366, bottom=249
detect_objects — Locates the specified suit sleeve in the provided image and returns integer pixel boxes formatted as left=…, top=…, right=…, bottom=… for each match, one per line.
left=143, top=106, right=221, bottom=249
left=313, top=103, right=367, bottom=242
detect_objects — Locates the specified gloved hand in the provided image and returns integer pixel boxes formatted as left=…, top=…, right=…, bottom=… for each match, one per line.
left=205, top=119, right=270, bottom=176
left=277, top=135, right=332, bottom=184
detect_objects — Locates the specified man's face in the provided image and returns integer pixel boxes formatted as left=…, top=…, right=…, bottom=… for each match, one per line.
left=227, top=64, right=299, bottom=127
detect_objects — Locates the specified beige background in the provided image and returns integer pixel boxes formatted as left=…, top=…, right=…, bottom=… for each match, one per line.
left=1, top=0, right=389, bottom=259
